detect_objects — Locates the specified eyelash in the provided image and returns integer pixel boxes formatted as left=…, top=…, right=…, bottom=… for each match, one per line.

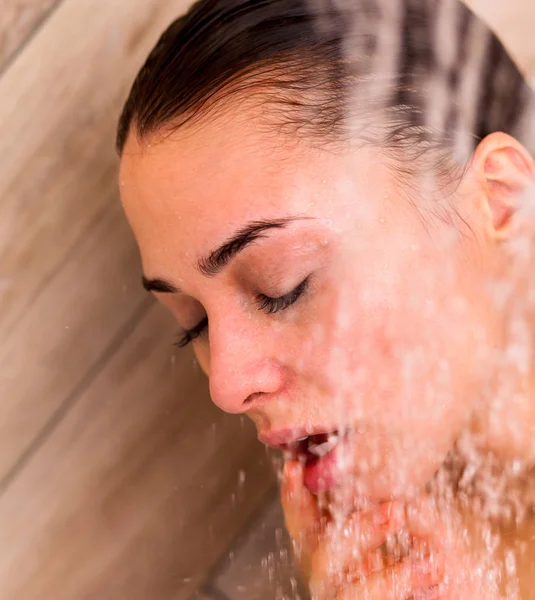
left=174, top=277, right=310, bottom=349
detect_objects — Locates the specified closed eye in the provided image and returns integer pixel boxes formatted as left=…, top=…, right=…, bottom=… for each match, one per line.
left=255, top=277, right=309, bottom=314
left=174, top=277, right=310, bottom=348
left=175, top=316, right=208, bottom=348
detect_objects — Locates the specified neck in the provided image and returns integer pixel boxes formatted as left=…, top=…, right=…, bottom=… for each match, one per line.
left=439, top=434, right=535, bottom=525
left=433, top=436, right=535, bottom=598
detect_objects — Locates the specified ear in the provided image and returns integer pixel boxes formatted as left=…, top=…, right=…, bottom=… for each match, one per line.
left=469, top=132, right=535, bottom=241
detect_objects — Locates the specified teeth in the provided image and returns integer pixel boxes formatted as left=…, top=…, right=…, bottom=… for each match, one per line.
left=307, top=432, right=340, bottom=458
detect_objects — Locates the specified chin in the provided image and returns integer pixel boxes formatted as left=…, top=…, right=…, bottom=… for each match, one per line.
left=324, top=448, right=447, bottom=512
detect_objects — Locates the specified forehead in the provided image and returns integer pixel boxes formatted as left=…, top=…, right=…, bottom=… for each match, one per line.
left=120, top=114, right=306, bottom=215
left=118, top=111, right=360, bottom=271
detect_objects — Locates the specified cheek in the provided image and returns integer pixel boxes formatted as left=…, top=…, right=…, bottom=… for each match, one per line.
left=300, top=239, right=476, bottom=435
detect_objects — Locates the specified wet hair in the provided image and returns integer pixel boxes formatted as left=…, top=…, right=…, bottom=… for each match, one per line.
left=117, top=0, right=534, bottom=165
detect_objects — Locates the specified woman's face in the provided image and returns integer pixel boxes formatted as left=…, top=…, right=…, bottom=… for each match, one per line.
left=119, top=106, right=497, bottom=504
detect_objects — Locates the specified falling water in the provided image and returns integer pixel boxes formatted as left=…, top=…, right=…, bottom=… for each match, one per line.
left=244, top=1, right=535, bottom=599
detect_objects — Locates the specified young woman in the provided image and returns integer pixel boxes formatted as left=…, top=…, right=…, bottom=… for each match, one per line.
left=117, top=0, right=535, bottom=597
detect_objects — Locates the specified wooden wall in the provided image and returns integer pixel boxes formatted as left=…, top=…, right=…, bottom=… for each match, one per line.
left=0, top=2, right=276, bottom=599
left=0, top=1, right=532, bottom=599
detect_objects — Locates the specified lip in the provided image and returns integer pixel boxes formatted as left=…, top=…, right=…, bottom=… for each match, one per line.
left=258, top=426, right=336, bottom=449
left=259, top=427, right=354, bottom=494
left=303, top=438, right=349, bottom=494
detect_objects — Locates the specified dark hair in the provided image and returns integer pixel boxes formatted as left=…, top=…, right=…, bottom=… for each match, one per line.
left=117, top=0, right=534, bottom=165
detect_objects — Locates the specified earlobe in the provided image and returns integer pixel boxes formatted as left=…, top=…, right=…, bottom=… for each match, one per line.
left=471, top=132, right=535, bottom=240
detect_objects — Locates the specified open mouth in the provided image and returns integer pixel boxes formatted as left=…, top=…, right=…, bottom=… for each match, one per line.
left=258, top=427, right=352, bottom=494
left=286, top=430, right=344, bottom=463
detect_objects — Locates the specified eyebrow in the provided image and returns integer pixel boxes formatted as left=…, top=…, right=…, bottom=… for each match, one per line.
left=141, top=216, right=303, bottom=293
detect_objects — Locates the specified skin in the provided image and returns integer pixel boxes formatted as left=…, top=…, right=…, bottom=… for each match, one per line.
left=119, top=100, right=535, bottom=597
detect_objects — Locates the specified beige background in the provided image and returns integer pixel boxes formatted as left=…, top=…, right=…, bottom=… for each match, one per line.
left=0, top=1, right=533, bottom=599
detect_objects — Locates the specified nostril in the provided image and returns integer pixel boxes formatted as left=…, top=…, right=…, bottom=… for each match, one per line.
left=244, top=391, right=263, bottom=405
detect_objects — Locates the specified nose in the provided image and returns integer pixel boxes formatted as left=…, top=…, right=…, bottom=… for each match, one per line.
left=207, top=314, right=284, bottom=414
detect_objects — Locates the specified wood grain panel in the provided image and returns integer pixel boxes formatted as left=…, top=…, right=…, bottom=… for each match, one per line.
left=0, top=0, right=61, bottom=73
left=0, top=0, right=192, bottom=480
left=0, top=0, right=190, bottom=336
left=0, top=201, right=145, bottom=484
left=0, top=304, right=276, bottom=600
